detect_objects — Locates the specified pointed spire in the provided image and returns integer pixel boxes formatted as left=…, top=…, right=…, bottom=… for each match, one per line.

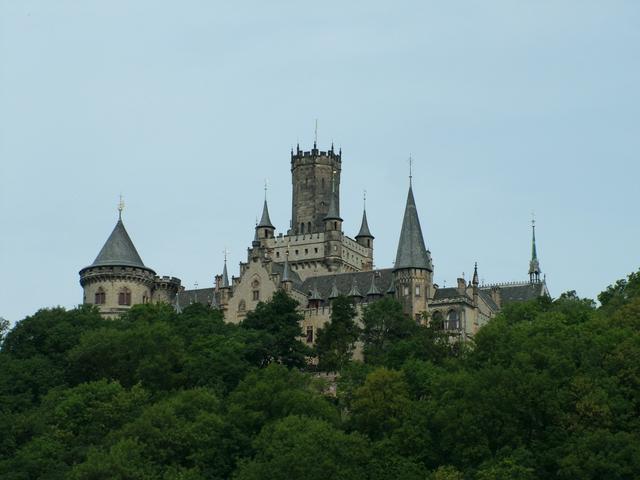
left=324, top=171, right=342, bottom=221
left=472, top=262, right=479, bottom=286
left=356, top=208, right=373, bottom=239
left=222, top=251, right=230, bottom=288
left=366, top=272, right=382, bottom=297
left=257, top=198, right=274, bottom=229
left=328, top=275, right=340, bottom=299
left=529, top=216, right=541, bottom=283
left=209, top=292, right=218, bottom=309
left=394, top=184, right=432, bottom=271
left=90, top=214, right=148, bottom=269
left=348, top=275, right=363, bottom=298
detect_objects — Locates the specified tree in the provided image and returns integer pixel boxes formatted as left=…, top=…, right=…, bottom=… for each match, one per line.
left=315, top=296, right=360, bottom=372
left=349, top=368, right=411, bottom=440
left=241, top=290, right=310, bottom=368
left=233, top=415, right=371, bottom=480
left=361, top=298, right=418, bottom=365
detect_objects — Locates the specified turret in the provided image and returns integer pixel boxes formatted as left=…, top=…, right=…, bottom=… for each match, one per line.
left=472, top=262, right=479, bottom=305
left=290, top=143, right=342, bottom=235
left=355, top=203, right=374, bottom=271
left=79, top=203, right=159, bottom=318
left=348, top=275, right=363, bottom=303
left=366, top=272, right=383, bottom=301
left=257, top=198, right=275, bottom=240
left=280, top=251, right=293, bottom=292
left=529, top=218, right=541, bottom=283
left=324, top=173, right=343, bottom=272
left=393, top=180, right=433, bottom=320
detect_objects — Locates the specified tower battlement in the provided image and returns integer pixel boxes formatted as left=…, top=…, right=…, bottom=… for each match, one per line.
left=290, top=144, right=341, bottom=163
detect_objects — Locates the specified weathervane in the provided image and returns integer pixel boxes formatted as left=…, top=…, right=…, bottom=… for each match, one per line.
left=264, top=178, right=269, bottom=200
left=408, top=156, right=413, bottom=185
left=118, top=194, right=125, bottom=220
left=223, top=247, right=230, bottom=263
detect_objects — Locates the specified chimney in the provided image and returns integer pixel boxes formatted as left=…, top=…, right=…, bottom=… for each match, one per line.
left=490, top=286, right=502, bottom=308
left=457, top=277, right=466, bottom=294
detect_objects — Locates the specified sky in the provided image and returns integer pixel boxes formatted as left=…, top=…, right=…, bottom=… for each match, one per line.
left=1, top=1, right=639, bottom=323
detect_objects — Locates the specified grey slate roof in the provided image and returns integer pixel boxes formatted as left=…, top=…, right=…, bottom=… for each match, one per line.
left=301, top=269, right=394, bottom=302
left=222, top=262, right=230, bottom=288
left=258, top=199, right=275, bottom=229
left=348, top=276, right=363, bottom=297
left=177, top=288, right=216, bottom=307
left=433, top=287, right=468, bottom=301
left=366, top=272, right=382, bottom=296
left=271, top=261, right=303, bottom=289
left=89, top=219, right=151, bottom=270
left=356, top=209, right=373, bottom=238
left=394, top=185, right=432, bottom=271
left=479, top=282, right=547, bottom=305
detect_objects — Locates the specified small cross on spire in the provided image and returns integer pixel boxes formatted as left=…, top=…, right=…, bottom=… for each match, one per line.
left=264, top=178, right=269, bottom=201
left=408, top=156, right=413, bottom=186
left=223, top=247, right=230, bottom=263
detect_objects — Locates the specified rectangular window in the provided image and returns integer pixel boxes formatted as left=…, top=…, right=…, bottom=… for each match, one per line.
left=415, top=285, right=421, bottom=297
left=253, top=290, right=260, bottom=301
left=118, top=291, right=131, bottom=306
left=403, top=286, right=409, bottom=296
left=306, top=326, right=314, bottom=344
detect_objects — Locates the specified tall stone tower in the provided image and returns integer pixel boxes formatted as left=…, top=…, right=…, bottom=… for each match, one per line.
left=393, top=183, right=433, bottom=320
left=289, top=143, right=341, bottom=235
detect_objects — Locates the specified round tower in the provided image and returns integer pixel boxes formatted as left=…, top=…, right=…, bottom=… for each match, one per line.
left=290, top=143, right=341, bottom=235
left=79, top=209, right=156, bottom=318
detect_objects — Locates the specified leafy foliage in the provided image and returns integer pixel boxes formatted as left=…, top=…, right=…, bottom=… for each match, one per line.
left=2, top=272, right=640, bottom=479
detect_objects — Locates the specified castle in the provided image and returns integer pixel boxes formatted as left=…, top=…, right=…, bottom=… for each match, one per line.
left=79, top=142, right=548, bottom=341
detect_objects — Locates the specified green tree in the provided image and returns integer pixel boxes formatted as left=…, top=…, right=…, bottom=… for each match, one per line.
left=233, top=415, right=371, bottom=480
left=241, top=290, right=310, bottom=368
left=315, top=296, right=360, bottom=372
left=361, top=297, right=418, bottom=365
left=349, top=368, right=411, bottom=440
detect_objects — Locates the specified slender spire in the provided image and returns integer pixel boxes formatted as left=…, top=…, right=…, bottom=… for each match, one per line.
left=356, top=190, right=374, bottom=239
left=386, top=277, right=396, bottom=295
left=528, top=215, right=541, bottom=283
left=324, top=170, right=342, bottom=221
left=394, top=184, right=432, bottom=271
left=257, top=199, right=274, bottom=229
left=222, top=250, right=230, bottom=288
left=472, top=262, right=479, bottom=286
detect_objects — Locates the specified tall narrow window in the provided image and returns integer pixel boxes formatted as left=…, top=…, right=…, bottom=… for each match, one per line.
left=94, top=288, right=106, bottom=305
left=118, top=288, right=131, bottom=306
left=447, top=310, right=460, bottom=330
left=252, top=290, right=260, bottom=301
left=306, top=326, right=314, bottom=344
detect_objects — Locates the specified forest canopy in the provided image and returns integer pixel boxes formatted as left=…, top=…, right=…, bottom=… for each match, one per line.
left=1, top=270, right=640, bottom=479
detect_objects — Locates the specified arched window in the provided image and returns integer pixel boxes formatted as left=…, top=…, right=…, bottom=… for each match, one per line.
left=94, top=288, right=106, bottom=305
left=300, top=223, right=305, bottom=234
left=238, top=300, right=246, bottom=312
left=118, top=287, right=131, bottom=306
left=447, top=310, right=460, bottom=330
left=307, top=222, right=311, bottom=233
left=432, top=311, right=444, bottom=330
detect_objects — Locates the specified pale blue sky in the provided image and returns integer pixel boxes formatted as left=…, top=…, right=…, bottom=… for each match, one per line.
left=1, top=1, right=639, bottom=322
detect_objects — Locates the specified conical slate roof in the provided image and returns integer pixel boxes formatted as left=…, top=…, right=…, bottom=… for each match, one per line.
left=366, top=273, right=382, bottom=296
left=257, top=199, right=274, bottom=229
left=394, top=185, right=432, bottom=271
left=90, top=219, right=148, bottom=269
left=528, top=223, right=541, bottom=275
left=282, top=254, right=292, bottom=283
left=309, top=280, right=322, bottom=301
left=356, top=209, right=373, bottom=238
left=324, top=191, right=342, bottom=221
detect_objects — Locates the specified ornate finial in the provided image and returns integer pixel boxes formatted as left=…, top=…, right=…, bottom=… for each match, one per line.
left=194, top=281, right=199, bottom=289
left=363, top=189, right=367, bottom=209
left=314, top=119, right=318, bottom=148
left=264, top=178, right=269, bottom=201
left=408, top=156, right=413, bottom=186
left=223, top=247, right=230, bottom=263
left=117, top=194, right=125, bottom=220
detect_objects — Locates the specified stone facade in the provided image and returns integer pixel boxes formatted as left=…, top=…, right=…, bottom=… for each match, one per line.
left=80, top=141, right=548, bottom=343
